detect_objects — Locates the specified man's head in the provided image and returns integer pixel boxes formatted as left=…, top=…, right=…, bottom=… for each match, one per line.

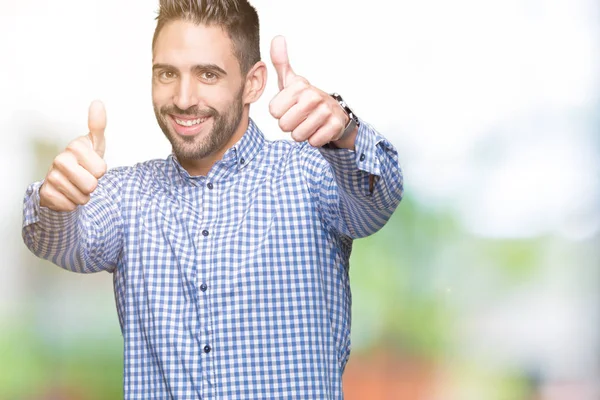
left=151, top=0, right=266, bottom=172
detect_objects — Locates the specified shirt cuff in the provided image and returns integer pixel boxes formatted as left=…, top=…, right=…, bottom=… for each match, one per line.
left=318, top=118, right=387, bottom=176
left=23, top=180, right=79, bottom=229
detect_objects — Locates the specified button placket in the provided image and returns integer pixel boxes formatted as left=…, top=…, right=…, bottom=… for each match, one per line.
left=198, top=171, right=218, bottom=386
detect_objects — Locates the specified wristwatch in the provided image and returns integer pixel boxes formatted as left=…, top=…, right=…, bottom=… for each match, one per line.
left=331, top=92, right=360, bottom=139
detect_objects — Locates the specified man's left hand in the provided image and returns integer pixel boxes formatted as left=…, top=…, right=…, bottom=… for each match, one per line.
left=269, top=36, right=357, bottom=149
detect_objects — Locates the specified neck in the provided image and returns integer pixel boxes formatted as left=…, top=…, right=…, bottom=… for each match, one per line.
left=179, top=108, right=250, bottom=177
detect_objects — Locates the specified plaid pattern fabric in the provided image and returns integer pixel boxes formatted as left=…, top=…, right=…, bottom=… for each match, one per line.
left=22, top=119, right=403, bottom=399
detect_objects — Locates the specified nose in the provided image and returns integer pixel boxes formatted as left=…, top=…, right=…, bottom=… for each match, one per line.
left=173, top=75, right=198, bottom=111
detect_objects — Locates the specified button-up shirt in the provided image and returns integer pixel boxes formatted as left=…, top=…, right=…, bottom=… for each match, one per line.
left=22, top=119, right=403, bottom=399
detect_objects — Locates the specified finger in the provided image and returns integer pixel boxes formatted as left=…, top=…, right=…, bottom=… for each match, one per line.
left=269, top=77, right=310, bottom=119
left=270, top=35, right=296, bottom=91
left=87, top=100, right=106, bottom=155
left=40, top=183, right=78, bottom=211
left=278, top=89, right=323, bottom=132
left=290, top=105, right=330, bottom=142
left=308, top=122, right=342, bottom=148
left=66, top=137, right=108, bottom=179
left=44, top=170, right=89, bottom=208
left=53, top=152, right=99, bottom=195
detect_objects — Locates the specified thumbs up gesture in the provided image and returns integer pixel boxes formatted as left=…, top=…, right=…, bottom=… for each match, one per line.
left=269, top=36, right=357, bottom=149
left=39, top=100, right=108, bottom=212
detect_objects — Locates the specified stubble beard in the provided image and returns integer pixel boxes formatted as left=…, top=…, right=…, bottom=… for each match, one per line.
left=154, top=87, right=245, bottom=161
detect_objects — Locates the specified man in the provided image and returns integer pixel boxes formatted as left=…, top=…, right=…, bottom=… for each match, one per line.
left=22, top=0, right=403, bottom=398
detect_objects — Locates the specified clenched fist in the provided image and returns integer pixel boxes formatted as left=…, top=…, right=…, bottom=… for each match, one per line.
left=39, top=100, right=108, bottom=212
left=269, top=36, right=357, bottom=149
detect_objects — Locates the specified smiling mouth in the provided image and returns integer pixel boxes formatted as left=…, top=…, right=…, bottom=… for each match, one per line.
left=173, top=117, right=209, bottom=127
left=168, top=114, right=212, bottom=137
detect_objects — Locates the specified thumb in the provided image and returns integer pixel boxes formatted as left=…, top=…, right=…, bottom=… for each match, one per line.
left=87, top=100, right=106, bottom=156
left=270, top=35, right=296, bottom=91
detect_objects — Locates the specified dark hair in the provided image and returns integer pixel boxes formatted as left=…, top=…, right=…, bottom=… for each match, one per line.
left=153, top=0, right=261, bottom=74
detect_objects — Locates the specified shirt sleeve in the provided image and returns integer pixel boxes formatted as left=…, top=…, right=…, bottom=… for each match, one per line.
left=21, top=169, right=125, bottom=273
left=301, top=119, right=404, bottom=239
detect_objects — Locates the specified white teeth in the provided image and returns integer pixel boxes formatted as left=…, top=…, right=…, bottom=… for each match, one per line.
left=174, top=117, right=207, bottom=127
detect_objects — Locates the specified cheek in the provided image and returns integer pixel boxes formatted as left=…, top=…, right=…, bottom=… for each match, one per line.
left=215, top=97, right=235, bottom=113
left=215, top=85, right=243, bottom=110
left=152, top=83, right=173, bottom=106
left=212, top=78, right=243, bottom=103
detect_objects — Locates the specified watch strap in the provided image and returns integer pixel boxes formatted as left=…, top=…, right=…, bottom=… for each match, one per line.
left=331, top=92, right=360, bottom=134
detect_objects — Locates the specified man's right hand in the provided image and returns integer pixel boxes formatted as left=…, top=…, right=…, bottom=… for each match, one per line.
left=39, top=100, right=108, bottom=212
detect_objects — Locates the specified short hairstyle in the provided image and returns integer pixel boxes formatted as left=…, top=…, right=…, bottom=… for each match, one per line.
left=152, top=0, right=261, bottom=74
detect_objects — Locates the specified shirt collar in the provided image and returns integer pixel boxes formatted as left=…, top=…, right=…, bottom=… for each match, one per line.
left=168, top=118, right=265, bottom=184
left=227, top=118, right=265, bottom=171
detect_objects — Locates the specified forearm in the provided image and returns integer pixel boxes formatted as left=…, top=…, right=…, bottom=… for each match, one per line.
left=22, top=180, right=122, bottom=273
left=318, top=120, right=404, bottom=238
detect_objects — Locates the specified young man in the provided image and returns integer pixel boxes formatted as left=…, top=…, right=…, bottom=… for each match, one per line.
left=22, top=0, right=403, bottom=398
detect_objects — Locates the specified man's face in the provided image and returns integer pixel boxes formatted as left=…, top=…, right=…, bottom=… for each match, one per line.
left=152, top=20, right=246, bottom=161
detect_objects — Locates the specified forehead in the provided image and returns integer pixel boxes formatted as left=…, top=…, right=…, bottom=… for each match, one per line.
left=153, top=20, right=237, bottom=71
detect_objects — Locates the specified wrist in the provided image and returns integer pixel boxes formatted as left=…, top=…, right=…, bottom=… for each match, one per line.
left=329, top=92, right=360, bottom=150
left=330, top=123, right=358, bottom=150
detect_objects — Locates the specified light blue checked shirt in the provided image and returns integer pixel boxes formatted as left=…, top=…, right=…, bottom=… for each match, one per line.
left=22, top=118, right=403, bottom=399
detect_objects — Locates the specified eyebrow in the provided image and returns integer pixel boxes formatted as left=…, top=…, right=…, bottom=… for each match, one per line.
left=152, top=63, right=228, bottom=76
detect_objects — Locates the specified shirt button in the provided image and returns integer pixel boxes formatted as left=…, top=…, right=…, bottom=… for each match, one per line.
left=359, top=153, right=366, bottom=162
left=240, top=158, right=245, bottom=165
left=204, top=345, right=211, bottom=354
left=202, top=230, right=209, bottom=237
left=207, top=182, right=214, bottom=190
left=200, top=283, right=208, bottom=292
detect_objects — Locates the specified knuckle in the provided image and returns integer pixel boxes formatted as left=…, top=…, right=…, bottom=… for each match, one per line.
left=89, top=159, right=107, bottom=179
left=295, top=80, right=309, bottom=92
left=334, top=119, right=345, bottom=132
left=290, top=130, right=302, bottom=142
left=64, top=202, right=77, bottom=212
left=41, top=190, right=59, bottom=210
left=300, top=90, right=320, bottom=107
left=46, top=169, right=61, bottom=185
left=82, top=178, right=98, bottom=194
left=97, top=160, right=107, bottom=177
left=269, top=99, right=282, bottom=118
left=278, top=118, right=290, bottom=132
left=75, top=194, right=91, bottom=206
left=67, top=137, right=90, bottom=155
left=318, top=103, right=332, bottom=116
left=39, top=182, right=48, bottom=195
left=65, top=140, right=80, bottom=154
left=39, top=183, right=52, bottom=203
left=52, top=154, right=67, bottom=170
left=309, top=90, right=323, bottom=105
left=295, top=76, right=310, bottom=87
left=308, top=136, right=319, bottom=147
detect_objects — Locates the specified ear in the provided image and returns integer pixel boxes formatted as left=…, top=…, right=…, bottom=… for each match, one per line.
left=243, top=61, right=268, bottom=105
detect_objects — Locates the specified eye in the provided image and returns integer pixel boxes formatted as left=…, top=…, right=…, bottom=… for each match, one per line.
left=201, top=71, right=218, bottom=81
left=158, top=70, right=177, bottom=83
